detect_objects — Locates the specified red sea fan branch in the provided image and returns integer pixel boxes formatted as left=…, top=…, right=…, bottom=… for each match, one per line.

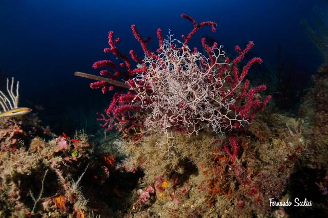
left=131, top=25, right=159, bottom=60
left=156, top=28, right=164, bottom=52
left=201, top=38, right=218, bottom=66
left=90, top=14, right=271, bottom=134
left=104, top=31, right=132, bottom=70
left=181, top=13, right=218, bottom=46
left=223, top=135, right=239, bottom=163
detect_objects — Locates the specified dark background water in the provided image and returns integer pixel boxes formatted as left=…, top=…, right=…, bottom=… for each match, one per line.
left=0, top=0, right=327, bottom=135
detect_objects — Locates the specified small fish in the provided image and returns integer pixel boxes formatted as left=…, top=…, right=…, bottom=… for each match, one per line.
left=34, top=104, right=44, bottom=111
left=0, top=107, right=32, bottom=118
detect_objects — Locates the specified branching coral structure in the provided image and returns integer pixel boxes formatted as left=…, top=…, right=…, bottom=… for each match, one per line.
left=130, top=36, right=271, bottom=135
left=90, top=14, right=271, bottom=135
left=0, top=78, right=19, bottom=113
left=0, top=78, right=32, bottom=118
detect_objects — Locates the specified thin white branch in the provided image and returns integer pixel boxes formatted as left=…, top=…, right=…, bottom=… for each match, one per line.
left=30, top=169, right=49, bottom=214
left=0, top=78, right=19, bottom=112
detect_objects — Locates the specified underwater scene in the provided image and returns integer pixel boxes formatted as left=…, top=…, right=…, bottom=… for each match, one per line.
left=0, top=0, right=328, bottom=217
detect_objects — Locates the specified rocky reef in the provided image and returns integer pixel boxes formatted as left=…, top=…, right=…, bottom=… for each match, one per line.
left=1, top=14, right=327, bottom=218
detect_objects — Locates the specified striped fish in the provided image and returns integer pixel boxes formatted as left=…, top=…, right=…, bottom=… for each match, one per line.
left=0, top=107, right=32, bottom=118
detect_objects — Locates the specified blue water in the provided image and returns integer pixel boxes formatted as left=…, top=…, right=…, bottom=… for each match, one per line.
left=0, top=0, right=327, bottom=133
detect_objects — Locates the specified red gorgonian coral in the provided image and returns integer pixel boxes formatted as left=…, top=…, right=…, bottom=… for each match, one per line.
left=91, top=14, right=271, bottom=135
